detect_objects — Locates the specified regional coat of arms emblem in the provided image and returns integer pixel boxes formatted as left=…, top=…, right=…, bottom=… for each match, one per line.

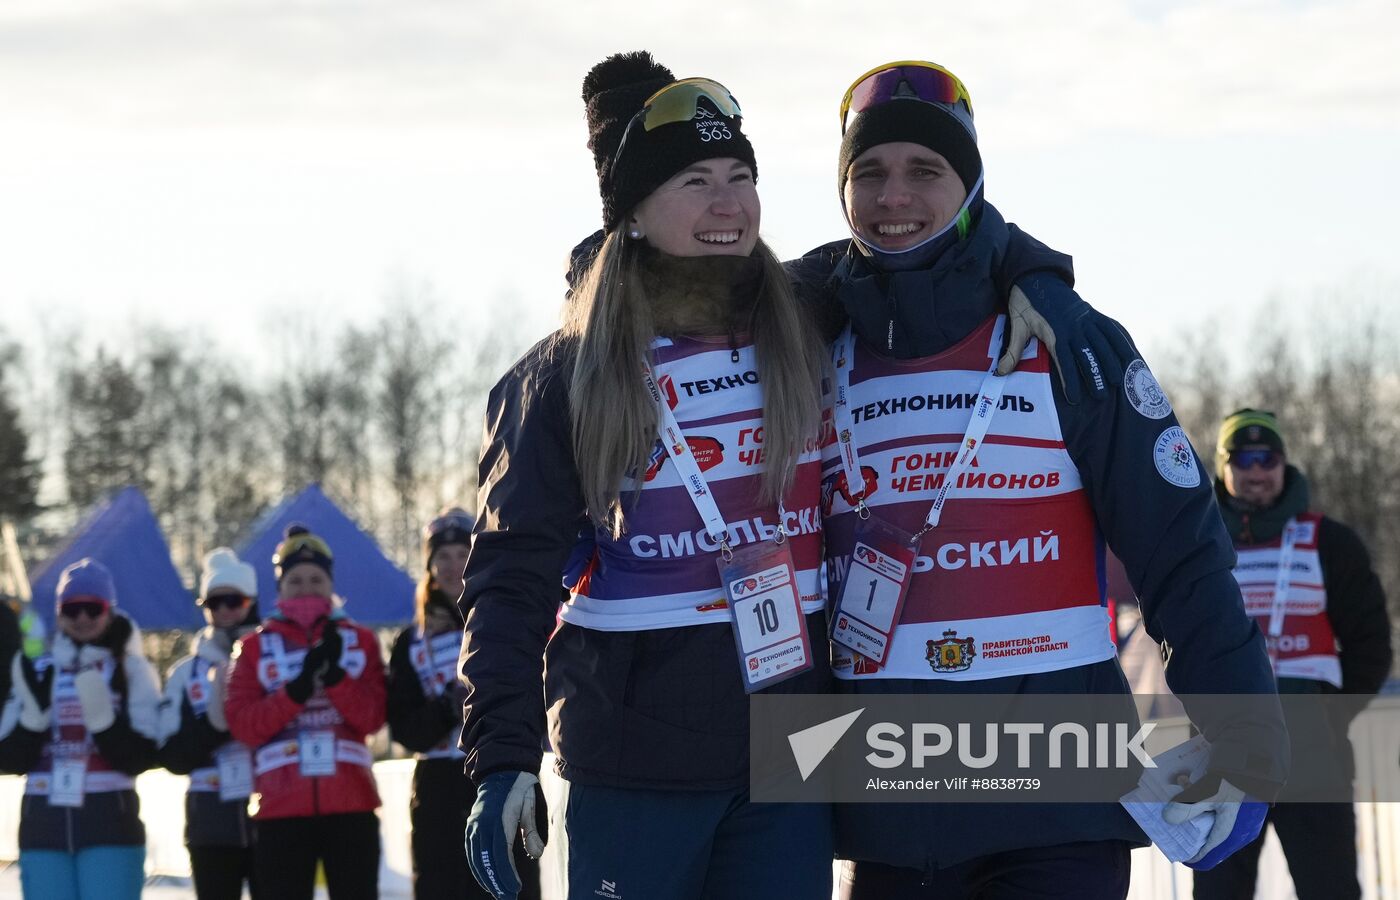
left=927, top=629, right=976, bottom=673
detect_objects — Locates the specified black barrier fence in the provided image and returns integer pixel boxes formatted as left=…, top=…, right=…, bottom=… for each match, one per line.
left=750, top=694, right=1399, bottom=803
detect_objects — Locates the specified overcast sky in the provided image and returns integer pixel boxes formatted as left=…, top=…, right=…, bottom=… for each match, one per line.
left=3, top=0, right=1398, bottom=364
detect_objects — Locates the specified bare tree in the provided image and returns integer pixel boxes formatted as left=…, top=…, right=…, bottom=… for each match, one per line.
left=376, top=305, right=446, bottom=567
left=0, top=336, right=40, bottom=523
left=60, top=348, right=151, bottom=510
left=1157, top=295, right=1400, bottom=675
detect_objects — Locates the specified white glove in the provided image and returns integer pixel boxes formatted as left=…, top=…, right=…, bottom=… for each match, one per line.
left=996, top=285, right=1053, bottom=376
left=466, top=770, right=547, bottom=899
left=74, top=645, right=117, bottom=733
left=10, top=654, right=50, bottom=732
left=204, top=663, right=229, bottom=732
left=1162, top=777, right=1247, bottom=863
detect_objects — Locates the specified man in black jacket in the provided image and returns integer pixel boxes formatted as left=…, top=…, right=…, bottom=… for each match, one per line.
left=1194, top=409, right=1393, bottom=900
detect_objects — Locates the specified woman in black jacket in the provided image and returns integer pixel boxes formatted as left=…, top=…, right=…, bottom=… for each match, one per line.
left=0, top=558, right=162, bottom=900
left=158, top=547, right=261, bottom=900
left=388, top=508, right=540, bottom=900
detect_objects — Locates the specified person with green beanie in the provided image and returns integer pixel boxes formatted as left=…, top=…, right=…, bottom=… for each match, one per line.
left=1196, top=409, right=1393, bottom=900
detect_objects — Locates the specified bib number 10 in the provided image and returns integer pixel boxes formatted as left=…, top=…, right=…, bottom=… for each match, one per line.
left=717, top=541, right=813, bottom=692
left=751, top=597, right=781, bottom=635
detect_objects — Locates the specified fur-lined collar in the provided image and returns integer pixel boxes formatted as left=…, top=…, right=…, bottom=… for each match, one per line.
left=192, top=623, right=256, bottom=663
left=50, top=610, right=143, bottom=667
left=638, top=247, right=764, bottom=338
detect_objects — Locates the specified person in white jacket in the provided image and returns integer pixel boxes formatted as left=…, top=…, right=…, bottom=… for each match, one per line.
left=0, top=557, right=162, bottom=900
left=158, top=547, right=262, bottom=900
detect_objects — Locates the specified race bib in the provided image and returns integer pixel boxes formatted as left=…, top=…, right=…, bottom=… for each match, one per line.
left=217, top=744, right=254, bottom=800
left=718, top=540, right=812, bottom=692
left=49, top=758, right=87, bottom=808
left=298, top=730, right=337, bottom=777
left=831, top=517, right=919, bottom=667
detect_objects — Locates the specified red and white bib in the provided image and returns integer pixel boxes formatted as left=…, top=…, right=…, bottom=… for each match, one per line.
left=1231, top=513, right=1340, bottom=687
left=25, top=656, right=134, bottom=798
left=823, top=316, right=1116, bottom=681
left=408, top=629, right=466, bottom=760
left=253, top=631, right=373, bottom=776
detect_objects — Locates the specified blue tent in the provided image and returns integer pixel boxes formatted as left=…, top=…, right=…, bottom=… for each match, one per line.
left=29, top=486, right=200, bottom=630
left=237, top=483, right=415, bottom=626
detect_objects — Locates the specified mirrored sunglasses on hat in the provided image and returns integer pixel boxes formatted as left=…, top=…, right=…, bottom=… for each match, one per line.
left=1228, top=449, right=1283, bottom=471
left=274, top=533, right=332, bottom=566
left=59, top=599, right=110, bottom=620
left=839, top=60, right=973, bottom=134
left=608, top=78, right=744, bottom=186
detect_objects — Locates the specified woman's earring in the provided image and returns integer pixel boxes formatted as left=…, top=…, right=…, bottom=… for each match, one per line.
left=628, top=228, right=643, bottom=240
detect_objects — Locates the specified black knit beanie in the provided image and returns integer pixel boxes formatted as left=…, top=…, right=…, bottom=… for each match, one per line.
left=584, top=51, right=758, bottom=233
left=272, top=523, right=333, bottom=582
left=837, top=97, right=981, bottom=198
left=423, top=507, right=473, bottom=572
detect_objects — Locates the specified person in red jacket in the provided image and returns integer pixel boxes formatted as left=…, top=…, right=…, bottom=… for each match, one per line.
left=226, top=523, right=387, bottom=900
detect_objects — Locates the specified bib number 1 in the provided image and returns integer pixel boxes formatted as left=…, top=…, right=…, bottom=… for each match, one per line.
left=718, top=540, right=813, bottom=692
left=831, top=517, right=918, bottom=667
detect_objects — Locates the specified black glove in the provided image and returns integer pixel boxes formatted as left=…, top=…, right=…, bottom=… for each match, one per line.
left=285, top=665, right=316, bottom=704
left=317, top=624, right=345, bottom=687
left=285, top=641, right=329, bottom=705
left=20, top=655, right=54, bottom=711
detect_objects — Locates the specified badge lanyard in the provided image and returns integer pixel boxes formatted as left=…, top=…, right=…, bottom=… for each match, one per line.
left=832, top=324, right=1008, bottom=535
left=49, top=667, right=90, bottom=808
left=1263, top=518, right=1299, bottom=668
left=828, top=323, right=1008, bottom=666
left=643, top=363, right=812, bottom=691
left=643, top=364, right=788, bottom=556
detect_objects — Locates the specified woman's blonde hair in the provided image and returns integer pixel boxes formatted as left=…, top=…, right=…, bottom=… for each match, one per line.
left=564, top=231, right=825, bottom=537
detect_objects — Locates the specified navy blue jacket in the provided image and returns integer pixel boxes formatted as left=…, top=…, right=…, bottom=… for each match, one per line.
left=820, top=204, right=1288, bottom=871
left=460, top=227, right=1076, bottom=791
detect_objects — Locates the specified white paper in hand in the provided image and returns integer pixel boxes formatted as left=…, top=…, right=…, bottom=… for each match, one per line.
left=1119, top=734, right=1215, bottom=862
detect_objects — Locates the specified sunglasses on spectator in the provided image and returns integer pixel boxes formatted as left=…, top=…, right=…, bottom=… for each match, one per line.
left=59, top=600, right=109, bottom=620
left=1228, top=449, right=1282, bottom=471
left=202, top=593, right=250, bottom=611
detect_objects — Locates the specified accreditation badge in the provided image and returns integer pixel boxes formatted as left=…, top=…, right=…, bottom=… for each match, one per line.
left=216, top=743, right=254, bottom=800
left=298, top=730, right=337, bottom=777
left=717, top=540, right=813, bottom=693
left=831, top=517, right=918, bottom=667
left=49, top=761, right=88, bottom=811
left=49, top=757, right=87, bottom=808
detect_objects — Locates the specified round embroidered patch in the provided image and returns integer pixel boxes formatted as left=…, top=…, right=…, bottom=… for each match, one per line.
left=1124, top=359, right=1172, bottom=420
left=1153, top=426, right=1200, bottom=488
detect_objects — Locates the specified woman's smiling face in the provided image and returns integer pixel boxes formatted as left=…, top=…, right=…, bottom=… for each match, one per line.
left=629, top=158, right=759, bottom=257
